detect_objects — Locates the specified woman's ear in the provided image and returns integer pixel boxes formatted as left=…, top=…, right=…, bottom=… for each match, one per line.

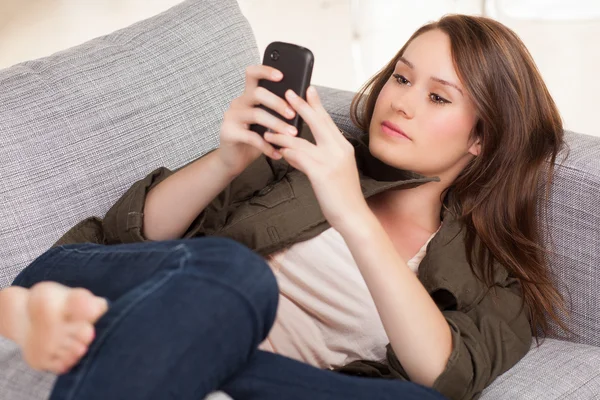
left=468, top=137, right=481, bottom=157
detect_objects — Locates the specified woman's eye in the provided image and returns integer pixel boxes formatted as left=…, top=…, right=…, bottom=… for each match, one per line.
left=429, top=93, right=450, bottom=105
left=392, top=73, right=410, bottom=86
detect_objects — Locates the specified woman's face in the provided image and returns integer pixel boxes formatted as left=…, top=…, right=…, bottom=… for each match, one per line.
left=369, top=29, right=480, bottom=179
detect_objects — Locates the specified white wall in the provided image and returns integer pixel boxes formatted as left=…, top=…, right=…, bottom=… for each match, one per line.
left=1, top=0, right=598, bottom=136
left=239, top=0, right=600, bottom=137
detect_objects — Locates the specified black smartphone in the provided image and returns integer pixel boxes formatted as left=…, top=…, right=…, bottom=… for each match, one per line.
left=250, top=41, right=314, bottom=149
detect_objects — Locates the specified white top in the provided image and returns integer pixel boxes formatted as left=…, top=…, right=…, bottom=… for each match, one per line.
left=258, top=225, right=440, bottom=369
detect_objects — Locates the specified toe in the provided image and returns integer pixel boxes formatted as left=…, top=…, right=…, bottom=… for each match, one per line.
left=28, top=282, right=70, bottom=327
left=68, top=322, right=95, bottom=346
left=55, top=341, right=87, bottom=372
left=46, top=353, right=69, bottom=375
left=64, top=289, right=108, bottom=324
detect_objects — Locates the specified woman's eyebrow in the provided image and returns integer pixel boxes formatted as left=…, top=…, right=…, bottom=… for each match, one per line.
left=397, top=56, right=464, bottom=97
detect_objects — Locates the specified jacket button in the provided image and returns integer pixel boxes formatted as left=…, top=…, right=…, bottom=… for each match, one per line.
left=257, top=185, right=274, bottom=196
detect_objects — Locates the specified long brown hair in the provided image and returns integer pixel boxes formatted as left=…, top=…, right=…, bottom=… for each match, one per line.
left=350, top=15, right=570, bottom=341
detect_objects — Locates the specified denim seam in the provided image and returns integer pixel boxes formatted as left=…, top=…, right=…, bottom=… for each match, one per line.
left=58, top=245, right=183, bottom=256
left=177, top=245, right=264, bottom=354
left=63, top=244, right=189, bottom=400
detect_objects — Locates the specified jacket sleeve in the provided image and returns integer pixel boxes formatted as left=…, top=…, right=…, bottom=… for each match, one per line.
left=101, top=165, right=175, bottom=244
left=101, top=148, right=284, bottom=245
left=50, top=162, right=212, bottom=247
left=51, top=165, right=175, bottom=248
left=386, top=277, right=532, bottom=400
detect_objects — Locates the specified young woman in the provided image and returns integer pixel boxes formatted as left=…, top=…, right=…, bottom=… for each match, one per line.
left=0, top=14, right=567, bottom=400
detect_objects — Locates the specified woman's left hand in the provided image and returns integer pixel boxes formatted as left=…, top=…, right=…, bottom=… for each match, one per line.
left=263, top=86, right=370, bottom=231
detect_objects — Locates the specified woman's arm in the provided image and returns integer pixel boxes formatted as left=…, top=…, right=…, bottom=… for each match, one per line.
left=336, top=210, right=453, bottom=388
left=142, top=148, right=240, bottom=241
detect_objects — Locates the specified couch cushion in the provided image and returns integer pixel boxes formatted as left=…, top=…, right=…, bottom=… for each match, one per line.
left=0, top=0, right=255, bottom=398
left=481, top=339, right=600, bottom=399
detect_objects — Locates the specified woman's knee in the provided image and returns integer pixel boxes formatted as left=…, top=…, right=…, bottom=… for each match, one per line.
left=181, top=237, right=278, bottom=298
left=181, top=237, right=279, bottom=335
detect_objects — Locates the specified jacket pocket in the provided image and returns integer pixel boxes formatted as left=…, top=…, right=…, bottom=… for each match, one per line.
left=248, top=176, right=295, bottom=208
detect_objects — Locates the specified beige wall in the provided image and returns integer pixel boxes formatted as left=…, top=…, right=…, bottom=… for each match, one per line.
left=1, top=0, right=598, bottom=137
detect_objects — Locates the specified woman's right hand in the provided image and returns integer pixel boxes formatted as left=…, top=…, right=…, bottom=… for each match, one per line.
left=217, top=65, right=299, bottom=176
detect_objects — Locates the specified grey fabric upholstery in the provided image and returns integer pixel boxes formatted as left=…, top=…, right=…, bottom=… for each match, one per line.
left=0, top=0, right=257, bottom=288
left=482, top=339, right=600, bottom=399
left=0, top=0, right=598, bottom=399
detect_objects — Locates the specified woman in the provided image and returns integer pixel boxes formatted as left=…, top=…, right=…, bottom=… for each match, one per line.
left=0, top=14, right=568, bottom=400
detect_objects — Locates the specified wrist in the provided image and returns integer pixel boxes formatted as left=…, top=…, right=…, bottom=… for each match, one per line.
left=213, top=148, right=246, bottom=178
left=334, top=205, right=378, bottom=237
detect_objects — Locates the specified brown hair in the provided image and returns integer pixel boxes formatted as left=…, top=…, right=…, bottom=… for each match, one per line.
left=350, top=15, right=569, bottom=341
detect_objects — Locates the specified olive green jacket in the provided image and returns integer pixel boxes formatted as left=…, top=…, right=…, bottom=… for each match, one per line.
left=52, top=124, right=532, bottom=400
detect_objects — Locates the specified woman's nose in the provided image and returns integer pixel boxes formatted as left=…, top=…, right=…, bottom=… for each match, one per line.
left=391, top=93, right=415, bottom=119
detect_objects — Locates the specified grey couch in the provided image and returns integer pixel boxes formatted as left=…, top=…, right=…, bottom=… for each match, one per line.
left=1, top=0, right=599, bottom=399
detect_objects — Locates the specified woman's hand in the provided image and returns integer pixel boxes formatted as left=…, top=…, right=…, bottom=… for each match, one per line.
left=262, top=86, right=369, bottom=231
left=217, top=65, right=300, bottom=176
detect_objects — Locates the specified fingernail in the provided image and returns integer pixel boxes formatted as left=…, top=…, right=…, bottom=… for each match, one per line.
left=272, top=71, right=282, bottom=79
left=285, top=108, right=294, bottom=118
left=273, top=151, right=282, bottom=158
left=287, top=126, right=297, bottom=135
left=287, top=90, right=297, bottom=99
left=308, top=86, right=315, bottom=95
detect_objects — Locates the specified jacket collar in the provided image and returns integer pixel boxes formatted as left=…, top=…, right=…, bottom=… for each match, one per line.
left=342, top=130, right=440, bottom=197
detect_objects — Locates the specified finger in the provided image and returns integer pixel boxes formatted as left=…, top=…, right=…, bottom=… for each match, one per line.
left=305, top=86, right=325, bottom=114
left=279, top=147, right=316, bottom=177
left=305, top=86, right=346, bottom=140
left=249, top=86, right=296, bottom=120
left=238, top=107, right=298, bottom=137
left=244, top=65, right=283, bottom=94
left=263, top=131, right=316, bottom=153
left=224, top=123, right=284, bottom=160
left=285, top=89, right=325, bottom=143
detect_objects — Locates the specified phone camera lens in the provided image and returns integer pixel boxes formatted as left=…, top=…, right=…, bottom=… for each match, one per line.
left=270, top=50, right=280, bottom=61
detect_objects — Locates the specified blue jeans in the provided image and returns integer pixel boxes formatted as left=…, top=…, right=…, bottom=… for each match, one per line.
left=13, top=237, right=447, bottom=400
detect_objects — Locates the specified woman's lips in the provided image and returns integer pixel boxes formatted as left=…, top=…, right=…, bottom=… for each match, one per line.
left=381, top=121, right=410, bottom=140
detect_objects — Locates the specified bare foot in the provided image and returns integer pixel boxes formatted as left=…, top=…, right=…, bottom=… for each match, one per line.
left=15, top=282, right=108, bottom=374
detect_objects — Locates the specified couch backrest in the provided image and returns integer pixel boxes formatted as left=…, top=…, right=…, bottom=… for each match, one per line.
left=0, top=0, right=258, bottom=287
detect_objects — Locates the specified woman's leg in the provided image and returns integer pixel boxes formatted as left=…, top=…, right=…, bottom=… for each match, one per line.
left=13, top=239, right=446, bottom=400
left=222, top=351, right=447, bottom=400
left=13, top=237, right=279, bottom=400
